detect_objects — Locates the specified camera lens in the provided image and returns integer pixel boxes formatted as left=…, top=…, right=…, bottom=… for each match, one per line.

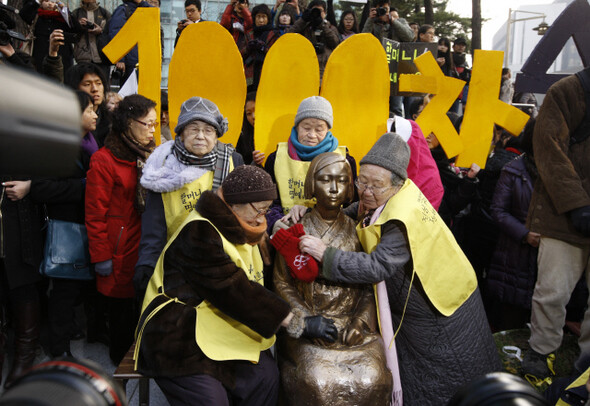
left=0, top=357, right=127, bottom=406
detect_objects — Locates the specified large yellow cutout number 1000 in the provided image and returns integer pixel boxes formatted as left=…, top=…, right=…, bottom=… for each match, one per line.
left=102, top=8, right=162, bottom=143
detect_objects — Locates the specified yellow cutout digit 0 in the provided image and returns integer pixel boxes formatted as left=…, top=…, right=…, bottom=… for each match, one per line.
left=321, top=33, right=389, bottom=167
left=168, top=22, right=246, bottom=147
left=255, top=34, right=319, bottom=163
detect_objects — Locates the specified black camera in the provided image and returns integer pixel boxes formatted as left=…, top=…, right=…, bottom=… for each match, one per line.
left=84, top=20, right=94, bottom=29
left=313, top=41, right=325, bottom=54
left=237, top=0, right=246, bottom=4
left=56, top=31, right=77, bottom=43
left=179, top=19, right=188, bottom=24
left=376, top=7, right=387, bottom=17
left=0, top=21, right=27, bottom=47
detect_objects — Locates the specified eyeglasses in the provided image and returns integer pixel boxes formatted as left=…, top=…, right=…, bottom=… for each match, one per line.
left=184, top=125, right=217, bottom=137
left=354, top=179, right=392, bottom=197
left=249, top=202, right=270, bottom=218
left=134, top=119, right=159, bottom=129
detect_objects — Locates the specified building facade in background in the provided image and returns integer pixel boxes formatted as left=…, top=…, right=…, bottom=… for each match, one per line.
left=492, top=0, right=583, bottom=76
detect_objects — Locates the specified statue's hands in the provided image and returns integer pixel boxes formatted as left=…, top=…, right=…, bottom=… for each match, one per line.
left=343, top=318, right=365, bottom=346
left=280, top=204, right=308, bottom=224
left=303, top=315, right=338, bottom=343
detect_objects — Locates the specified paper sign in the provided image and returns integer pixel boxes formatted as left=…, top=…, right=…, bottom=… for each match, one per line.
left=383, top=39, right=438, bottom=96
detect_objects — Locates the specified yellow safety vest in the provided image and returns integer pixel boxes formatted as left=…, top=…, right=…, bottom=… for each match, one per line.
left=555, top=367, right=590, bottom=405
left=160, top=160, right=234, bottom=240
left=274, top=142, right=346, bottom=213
left=136, top=210, right=275, bottom=366
left=357, top=179, right=477, bottom=317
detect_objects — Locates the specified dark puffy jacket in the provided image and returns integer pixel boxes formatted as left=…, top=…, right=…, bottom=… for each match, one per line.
left=487, top=155, right=537, bottom=308
left=108, top=0, right=150, bottom=68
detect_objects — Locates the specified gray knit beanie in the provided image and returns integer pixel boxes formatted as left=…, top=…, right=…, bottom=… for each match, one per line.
left=294, top=96, right=333, bottom=129
left=222, top=165, right=278, bottom=204
left=174, top=97, right=229, bottom=137
left=360, top=133, right=410, bottom=181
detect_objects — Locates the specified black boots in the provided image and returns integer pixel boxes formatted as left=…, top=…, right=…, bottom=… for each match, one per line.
left=5, top=300, right=40, bottom=387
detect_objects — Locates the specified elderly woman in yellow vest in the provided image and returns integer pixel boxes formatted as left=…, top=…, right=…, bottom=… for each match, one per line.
left=297, top=133, right=501, bottom=405
left=264, top=95, right=357, bottom=231
left=134, top=165, right=338, bottom=406
left=134, top=97, right=244, bottom=300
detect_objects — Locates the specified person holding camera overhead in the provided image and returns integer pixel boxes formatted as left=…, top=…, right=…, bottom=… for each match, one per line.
left=288, top=0, right=339, bottom=80
left=361, top=1, right=413, bottom=43
left=174, top=0, right=203, bottom=47
left=19, top=0, right=82, bottom=74
left=220, top=0, right=252, bottom=56
left=71, top=0, right=110, bottom=73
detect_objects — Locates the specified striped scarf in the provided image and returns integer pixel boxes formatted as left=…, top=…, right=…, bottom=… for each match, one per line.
left=172, top=137, right=234, bottom=191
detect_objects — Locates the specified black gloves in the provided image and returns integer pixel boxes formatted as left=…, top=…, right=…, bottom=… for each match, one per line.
left=302, top=315, right=338, bottom=342
left=570, top=205, right=590, bottom=236
left=133, top=264, right=154, bottom=298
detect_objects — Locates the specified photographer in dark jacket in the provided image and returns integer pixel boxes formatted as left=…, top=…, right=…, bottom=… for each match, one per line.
left=362, top=0, right=413, bottom=43
left=29, top=91, right=103, bottom=357
left=71, top=0, right=110, bottom=77
left=19, top=0, right=82, bottom=74
left=288, top=0, right=339, bottom=80
left=245, top=4, right=277, bottom=89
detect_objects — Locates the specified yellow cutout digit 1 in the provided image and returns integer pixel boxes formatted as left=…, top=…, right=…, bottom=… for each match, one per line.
left=102, top=8, right=162, bottom=144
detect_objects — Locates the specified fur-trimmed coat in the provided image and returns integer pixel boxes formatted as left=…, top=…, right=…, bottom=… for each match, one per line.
left=136, top=141, right=243, bottom=273
left=526, top=73, right=590, bottom=245
left=135, top=191, right=291, bottom=388
left=85, top=133, right=141, bottom=298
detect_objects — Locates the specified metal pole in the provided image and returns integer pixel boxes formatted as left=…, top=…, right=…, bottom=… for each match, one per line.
left=505, top=8, right=511, bottom=66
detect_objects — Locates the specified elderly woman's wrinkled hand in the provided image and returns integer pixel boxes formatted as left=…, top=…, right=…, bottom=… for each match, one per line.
left=252, top=150, right=265, bottom=166
left=280, top=204, right=307, bottom=224
left=299, top=235, right=326, bottom=262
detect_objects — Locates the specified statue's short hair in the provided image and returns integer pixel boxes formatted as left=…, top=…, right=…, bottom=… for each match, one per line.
left=304, top=152, right=354, bottom=203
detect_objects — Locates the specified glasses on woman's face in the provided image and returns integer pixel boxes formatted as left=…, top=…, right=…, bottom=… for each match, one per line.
left=249, top=202, right=270, bottom=218
left=184, top=124, right=216, bottom=137
left=354, top=179, right=392, bottom=197
left=134, top=118, right=159, bottom=129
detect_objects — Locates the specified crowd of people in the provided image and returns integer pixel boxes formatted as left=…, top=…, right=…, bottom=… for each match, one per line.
left=1, top=0, right=590, bottom=404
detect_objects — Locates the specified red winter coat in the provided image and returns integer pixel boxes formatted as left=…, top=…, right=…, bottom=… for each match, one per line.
left=85, top=136, right=141, bottom=298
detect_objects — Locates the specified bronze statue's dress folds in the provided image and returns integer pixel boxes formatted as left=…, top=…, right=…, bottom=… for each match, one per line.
left=274, top=209, right=393, bottom=405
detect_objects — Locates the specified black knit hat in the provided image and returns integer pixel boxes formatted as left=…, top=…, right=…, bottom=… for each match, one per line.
left=222, top=166, right=277, bottom=204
